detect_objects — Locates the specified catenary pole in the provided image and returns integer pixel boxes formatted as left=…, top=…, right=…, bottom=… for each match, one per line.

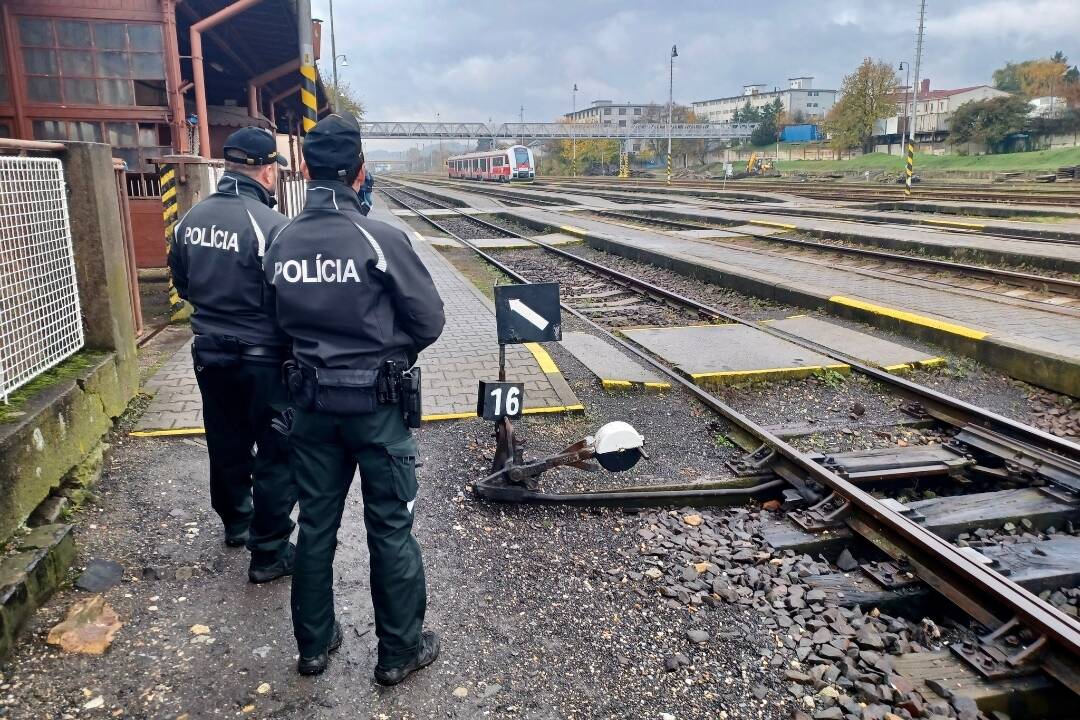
left=906, top=0, right=927, bottom=198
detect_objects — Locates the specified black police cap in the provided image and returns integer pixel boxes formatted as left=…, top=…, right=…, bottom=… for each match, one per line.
left=302, top=113, right=365, bottom=177
left=223, top=126, right=288, bottom=167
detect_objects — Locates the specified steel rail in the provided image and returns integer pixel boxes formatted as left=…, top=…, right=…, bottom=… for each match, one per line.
left=388, top=178, right=1080, bottom=462
left=584, top=208, right=1080, bottom=299
left=535, top=175, right=1080, bottom=206
left=380, top=180, right=1080, bottom=691
left=525, top=177, right=1080, bottom=245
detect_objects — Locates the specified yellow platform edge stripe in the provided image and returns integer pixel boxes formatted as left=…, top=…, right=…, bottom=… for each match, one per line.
left=690, top=363, right=850, bottom=380
left=560, top=225, right=588, bottom=236
left=424, top=404, right=585, bottom=421
left=523, top=342, right=560, bottom=374
left=882, top=357, right=948, bottom=372
left=133, top=403, right=589, bottom=434
left=829, top=296, right=990, bottom=340
left=130, top=427, right=205, bottom=437
left=749, top=220, right=797, bottom=230
left=924, top=218, right=986, bottom=230
left=601, top=378, right=671, bottom=389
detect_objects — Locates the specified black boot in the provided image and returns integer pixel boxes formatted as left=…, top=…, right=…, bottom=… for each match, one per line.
left=297, top=621, right=343, bottom=676
left=248, top=543, right=295, bottom=584
left=373, top=631, right=441, bottom=686
left=225, top=527, right=249, bottom=548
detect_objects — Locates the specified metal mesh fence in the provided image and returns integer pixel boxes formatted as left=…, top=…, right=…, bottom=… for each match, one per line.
left=0, top=157, right=83, bottom=403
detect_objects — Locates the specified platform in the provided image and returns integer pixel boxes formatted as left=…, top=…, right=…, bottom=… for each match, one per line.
left=505, top=204, right=1080, bottom=397
left=132, top=206, right=581, bottom=435
left=763, top=316, right=944, bottom=371
left=620, top=324, right=848, bottom=384
left=558, top=331, right=670, bottom=389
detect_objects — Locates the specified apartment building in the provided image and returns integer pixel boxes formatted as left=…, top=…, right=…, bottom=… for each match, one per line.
left=692, top=77, right=836, bottom=123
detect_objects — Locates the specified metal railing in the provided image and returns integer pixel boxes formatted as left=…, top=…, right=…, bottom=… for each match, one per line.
left=277, top=170, right=307, bottom=218
left=360, top=121, right=758, bottom=140
left=0, top=156, right=83, bottom=403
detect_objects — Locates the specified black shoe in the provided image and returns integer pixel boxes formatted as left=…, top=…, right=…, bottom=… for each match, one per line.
left=248, top=544, right=295, bottom=584
left=225, top=529, right=249, bottom=547
left=297, top=621, right=344, bottom=676
left=373, top=631, right=441, bottom=686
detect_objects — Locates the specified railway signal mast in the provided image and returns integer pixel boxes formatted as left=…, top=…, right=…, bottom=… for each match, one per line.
left=667, top=44, right=678, bottom=185
left=572, top=83, right=578, bottom=177
left=906, top=0, right=927, bottom=198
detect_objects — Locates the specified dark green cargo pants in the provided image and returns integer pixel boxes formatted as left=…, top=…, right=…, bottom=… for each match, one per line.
left=194, top=359, right=296, bottom=565
left=288, top=403, right=426, bottom=667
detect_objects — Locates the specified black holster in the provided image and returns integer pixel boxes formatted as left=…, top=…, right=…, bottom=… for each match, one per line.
left=377, top=361, right=423, bottom=428
left=285, top=362, right=379, bottom=415
left=192, top=334, right=241, bottom=369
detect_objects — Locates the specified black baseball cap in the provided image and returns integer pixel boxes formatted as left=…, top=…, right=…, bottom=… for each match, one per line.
left=302, top=113, right=364, bottom=177
left=223, top=127, right=288, bottom=167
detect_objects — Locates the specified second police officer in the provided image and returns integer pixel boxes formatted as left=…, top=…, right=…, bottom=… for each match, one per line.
left=168, top=127, right=297, bottom=583
left=264, top=114, right=446, bottom=680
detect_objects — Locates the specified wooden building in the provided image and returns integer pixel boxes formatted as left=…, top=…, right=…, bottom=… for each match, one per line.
left=0, top=0, right=324, bottom=266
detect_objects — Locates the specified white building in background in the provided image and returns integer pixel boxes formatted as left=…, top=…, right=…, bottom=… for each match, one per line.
left=1028, top=96, right=1067, bottom=118
left=874, top=79, right=1011, bottom=144
left=691, top=77, right=837, bottom=123
left=563, top=100, right=662, bottom=151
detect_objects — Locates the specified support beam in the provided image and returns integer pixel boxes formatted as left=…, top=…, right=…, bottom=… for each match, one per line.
left=247, top=59, right=299, bottom=121
left=190, top=0, right=265, bottom=157
left=162, top=0, right=188, bottom=152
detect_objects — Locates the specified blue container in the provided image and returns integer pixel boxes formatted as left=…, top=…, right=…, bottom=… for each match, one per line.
left=779, top=124, right=820, bottom=143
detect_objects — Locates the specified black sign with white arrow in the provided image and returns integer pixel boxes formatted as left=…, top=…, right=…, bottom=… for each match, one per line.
left=494, top=283, right=561, bottom=344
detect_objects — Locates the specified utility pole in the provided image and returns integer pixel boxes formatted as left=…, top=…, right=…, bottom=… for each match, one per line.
left=572, top=83, right=578, bottom=177
left=906, top=0, right=926, bottom=198
left=898, top=61, right=911, bottom=155
left=520, top=105, right=524, bottom=146
left=329, top=0, right=338, bottom=91
left=667, top=44, right=678, bottom=185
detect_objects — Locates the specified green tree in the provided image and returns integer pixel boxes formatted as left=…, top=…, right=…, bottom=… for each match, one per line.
left=324, top=80, right=364, bottom=118
left=948, top=95, right=1030, bottom=152
left=824, top=57, right=898, bottom=151
left=733, top=100, right=762, bottom=123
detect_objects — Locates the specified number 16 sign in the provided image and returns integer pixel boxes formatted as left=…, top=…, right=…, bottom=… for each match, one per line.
left=477, top=381, right=524, bottom=420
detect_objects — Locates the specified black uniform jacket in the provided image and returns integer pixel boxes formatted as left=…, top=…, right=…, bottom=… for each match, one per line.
left=168, top=172, right=290, bottom=347
left=264, top=180, right=445, bottom=370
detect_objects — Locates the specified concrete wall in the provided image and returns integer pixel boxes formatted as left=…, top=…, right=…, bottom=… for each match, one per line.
left=0, top=142, right=139, bottom=542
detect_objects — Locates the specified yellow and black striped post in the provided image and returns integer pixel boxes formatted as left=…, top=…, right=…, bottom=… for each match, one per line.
left=904, top=140, right=914, bottom=197
left=619, top=151, right=629, bottom=178
left=159, top=163, right=190, bottom=322
left=300, top=62, right=318, bottom=133
left=666, top=153, right=673, bottom=185
left=298, top=0, right=318, bottom=133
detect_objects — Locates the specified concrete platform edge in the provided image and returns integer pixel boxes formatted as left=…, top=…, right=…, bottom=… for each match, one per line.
left=510, top=213, right=1080, bottom=397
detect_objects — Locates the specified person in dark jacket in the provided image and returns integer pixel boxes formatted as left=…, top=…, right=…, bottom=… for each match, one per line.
left=359, top=170, right=375, bottom=215
left=168, top=126, right=297, bottom=584
left=264, top=114, right=445, bottom=680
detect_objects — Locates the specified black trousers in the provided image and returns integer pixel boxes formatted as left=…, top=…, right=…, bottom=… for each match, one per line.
left=288, top=403, right=426, bottom=667
left=194, top=359, right=296, bottom=565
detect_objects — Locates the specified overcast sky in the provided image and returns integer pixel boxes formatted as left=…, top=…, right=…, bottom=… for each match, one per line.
left=311, top=0, right=1079, bottom=151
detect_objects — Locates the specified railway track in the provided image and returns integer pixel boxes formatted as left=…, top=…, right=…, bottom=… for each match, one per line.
left=535, top=175, right=1080, bottom=207
left=579, top=208, right=1080, bottom=306
left=379, top=179, right=1080, bottom=705
left=401, top=175, right=1080, bottom=250
left=391, top=177, right=1080, bottom=314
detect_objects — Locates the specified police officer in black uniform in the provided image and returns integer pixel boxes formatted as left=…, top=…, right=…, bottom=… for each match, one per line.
left=264, top=114, right=445, bottom=680
left=168, top=127, right=297, bottom=584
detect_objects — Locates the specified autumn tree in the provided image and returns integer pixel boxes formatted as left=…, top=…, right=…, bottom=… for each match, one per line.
left=324, top=80, right=364, bottom=118
left=993, top=55, right=1075, bottom=98
left=824, top=58, right=898, bottom=151
left=949, top=95, right=1030, bottom=152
